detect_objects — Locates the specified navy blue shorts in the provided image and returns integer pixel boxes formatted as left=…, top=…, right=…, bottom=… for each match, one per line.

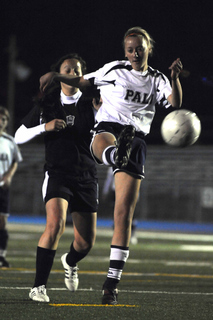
left=91, top=122, right=147, bottom=179
left=42, top=172, right=99, bottom=213
left=0, top=187, right=10, bottom=214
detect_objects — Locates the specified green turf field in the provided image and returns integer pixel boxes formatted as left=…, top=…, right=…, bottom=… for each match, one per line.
left=1, top=223, right=213, bottom=320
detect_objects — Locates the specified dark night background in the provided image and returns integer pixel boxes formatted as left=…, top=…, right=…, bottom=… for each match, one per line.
left=1, top=0, right=212, bottom=144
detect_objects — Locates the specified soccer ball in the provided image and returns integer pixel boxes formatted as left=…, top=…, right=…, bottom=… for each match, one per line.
left=161, top=109, right=201, bottom=147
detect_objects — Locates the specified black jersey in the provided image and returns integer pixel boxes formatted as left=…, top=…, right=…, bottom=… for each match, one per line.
left=21, top=89, right=97, bottom=181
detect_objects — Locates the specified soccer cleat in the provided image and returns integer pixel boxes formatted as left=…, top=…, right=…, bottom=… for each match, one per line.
left=102, top=288, right=118, bottom=305
left=29, top=285, right=50, bottom=302
left=0, top=257, right=10, bottom=268
left=115, top=125, right=135, bottom=168
left=61, top=253, right=79, bottom=292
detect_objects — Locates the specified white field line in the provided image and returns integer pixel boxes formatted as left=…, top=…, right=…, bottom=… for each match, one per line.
left=0, top=286, right=213, bottom=296
left=180, top=245, right=213, bottom=251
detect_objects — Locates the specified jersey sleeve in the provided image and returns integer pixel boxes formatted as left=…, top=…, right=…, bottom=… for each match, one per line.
left=156, top=74, right=172, bottom=108
left=14, top=124, right=46, bottom=144
left=83, top=61, right=118, bottom=86
left=21, top=105, right=41, bottom=128
left=14, top=106, right=45, bottom=144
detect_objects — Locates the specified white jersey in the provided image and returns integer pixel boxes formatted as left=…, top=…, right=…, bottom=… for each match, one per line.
left=0, top=132, right=22, bottom=182
left=84, top=60, right=172, bottom=134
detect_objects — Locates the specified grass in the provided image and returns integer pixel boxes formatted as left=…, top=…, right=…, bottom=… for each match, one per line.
left=1, top=223, right=213, bottom=319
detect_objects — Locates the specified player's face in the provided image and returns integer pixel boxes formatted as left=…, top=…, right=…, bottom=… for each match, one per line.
left=124, top=36, right=149, bottom=71
left=59, top=58, right=83, bottom=94
left=60, top=59, right=83, bottom=77
left=0, top=114, right=8, bottom=133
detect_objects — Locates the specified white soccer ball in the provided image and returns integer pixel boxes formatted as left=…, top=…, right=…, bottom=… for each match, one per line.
left=161, top=109, right=201, bottom=147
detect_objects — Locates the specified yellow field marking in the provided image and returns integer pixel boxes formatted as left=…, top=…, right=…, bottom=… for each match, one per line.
left=49, top=303, right=139, bottom=307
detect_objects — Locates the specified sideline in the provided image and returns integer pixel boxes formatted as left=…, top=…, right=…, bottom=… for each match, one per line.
left=8, top=215, right=213, bottom=234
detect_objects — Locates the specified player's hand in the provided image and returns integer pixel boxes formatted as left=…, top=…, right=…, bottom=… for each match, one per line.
left=169, top=58, right=183, bottom=80
left=45, top=119, right=67, bottom=132
left=39, top=72, right=57, bottom=92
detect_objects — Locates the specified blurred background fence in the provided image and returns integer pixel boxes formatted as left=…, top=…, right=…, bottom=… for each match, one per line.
left=10, top=143, right=213, bottom=223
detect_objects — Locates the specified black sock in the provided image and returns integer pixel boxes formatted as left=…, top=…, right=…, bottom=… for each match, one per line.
left=103, top=278, right=119, bottom=291
left=103, top=245, right=129, bottom=291
left=66, top=242, right=87, bottom=266
left=33, top=246, right=56, bottom=288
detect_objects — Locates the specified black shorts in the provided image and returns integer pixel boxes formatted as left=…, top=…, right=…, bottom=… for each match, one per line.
left=0, top=187, right=10, bottom=215
left=42, top=172, right=99, bottom=213
left=91, top=122, right=147, bottom=179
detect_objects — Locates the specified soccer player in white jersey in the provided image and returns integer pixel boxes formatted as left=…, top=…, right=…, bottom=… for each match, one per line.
left=39, top=26, right=183, bottom=304
left=0, top=106, right=22, bottom=268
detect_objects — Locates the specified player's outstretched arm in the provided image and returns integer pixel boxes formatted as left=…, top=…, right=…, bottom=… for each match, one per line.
left=39, top=72, right=91, bottom=93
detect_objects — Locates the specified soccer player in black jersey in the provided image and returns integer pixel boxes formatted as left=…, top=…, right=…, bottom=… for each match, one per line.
left=39, top=27, right=183, bottom=305
left=15, top=53, right=101, bottom=302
